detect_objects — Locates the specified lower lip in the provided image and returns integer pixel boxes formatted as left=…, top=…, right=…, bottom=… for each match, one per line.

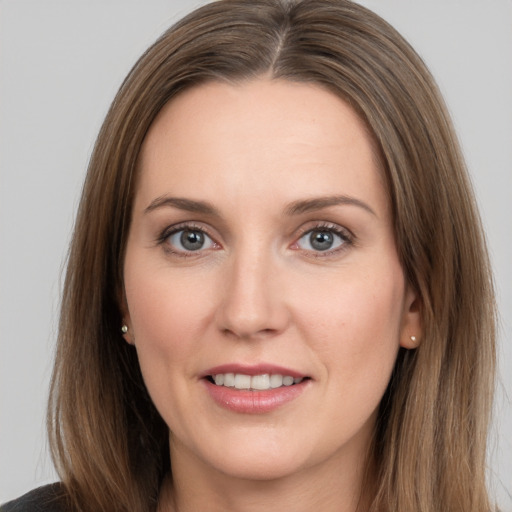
left=203, top=379, right=309, bottom=414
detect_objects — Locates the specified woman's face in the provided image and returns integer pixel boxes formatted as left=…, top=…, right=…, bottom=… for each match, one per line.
left=123, top=79, right=420, bottom=483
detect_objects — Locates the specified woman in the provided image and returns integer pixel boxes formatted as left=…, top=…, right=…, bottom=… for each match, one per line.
left=1, top=0, right=497, bottom=511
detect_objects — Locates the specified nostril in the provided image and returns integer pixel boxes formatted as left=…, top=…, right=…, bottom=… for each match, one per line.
left=221, top=327, right=280, bottom=341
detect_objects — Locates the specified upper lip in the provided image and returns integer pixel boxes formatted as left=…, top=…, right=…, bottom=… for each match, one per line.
left=201, top=363, right=307, bottom=379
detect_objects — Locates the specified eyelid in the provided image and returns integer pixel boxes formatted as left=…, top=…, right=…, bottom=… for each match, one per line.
left=294, top=221, right=353, bottom=239
left=291, top=221, right=355, bottom=256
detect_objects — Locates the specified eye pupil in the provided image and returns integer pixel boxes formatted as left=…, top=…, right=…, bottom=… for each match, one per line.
left=310, top=230, right=333, bottom=251
left=180, top=230, right=204, bottom=251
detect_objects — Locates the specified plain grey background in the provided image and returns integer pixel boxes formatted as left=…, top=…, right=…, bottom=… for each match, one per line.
left=1, top=0, right=511, bottom=507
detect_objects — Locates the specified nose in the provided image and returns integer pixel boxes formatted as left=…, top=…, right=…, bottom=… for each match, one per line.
left=215, top=247, right=290, bottom=340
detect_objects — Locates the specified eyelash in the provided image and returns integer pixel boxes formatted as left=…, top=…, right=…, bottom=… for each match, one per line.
left=156, top=222, right=218, bottom=258
left=294, top=222, right=354, bottom=258
left=156, top=221, right=354, bottom=258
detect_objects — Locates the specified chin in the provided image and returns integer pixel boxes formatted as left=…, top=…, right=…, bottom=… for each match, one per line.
left=176, top=432, right=312, bottom=482
left=214, top=453, right=308, bottom=482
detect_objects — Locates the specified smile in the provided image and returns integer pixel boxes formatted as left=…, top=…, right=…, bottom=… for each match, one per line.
left=203, top=366, right=310, bottom=413
left=211, top=373, right=305, bottom=390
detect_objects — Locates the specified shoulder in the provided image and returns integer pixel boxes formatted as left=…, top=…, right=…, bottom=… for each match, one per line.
left=1, top=484, right=70, bottom=512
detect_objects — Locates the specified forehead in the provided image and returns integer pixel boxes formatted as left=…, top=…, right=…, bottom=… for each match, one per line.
left=136, top=78, right=388, bottom=217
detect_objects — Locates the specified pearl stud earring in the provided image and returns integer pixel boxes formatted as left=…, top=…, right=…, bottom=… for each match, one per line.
left=410, top=335, right=416, bottom=342
left=121, top=325, right=128, bottom=334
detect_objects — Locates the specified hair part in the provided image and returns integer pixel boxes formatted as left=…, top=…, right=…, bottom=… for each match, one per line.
left=48, top=1, right=496, bottom=511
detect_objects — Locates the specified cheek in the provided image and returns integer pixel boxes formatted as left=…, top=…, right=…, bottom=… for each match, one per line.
left=123, top=264, right=213, bottom=382
left=294, top=264, right=404, bottom=392
left=123, top=267, right=215, bottom=432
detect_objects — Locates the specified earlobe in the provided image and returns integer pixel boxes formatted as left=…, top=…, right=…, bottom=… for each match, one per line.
left=121, top=322, right=135, bottom=345
left=400, top=286, right=422, bottom=349
left=402, top=334, right=420, bottom=349
left=119, top=287, right=134, bottom=345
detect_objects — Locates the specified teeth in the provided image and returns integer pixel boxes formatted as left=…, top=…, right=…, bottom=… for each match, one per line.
left=234, top=374, right=251, bottom=389
left=211, top=373, right=304, bottom=390
left=251, top=374, right=270, bottom=390
left=269, top=374, right=283, bottom=388
left=283, top=376, right=294, bottom=386
left=224, top=373, right=235, bottom=387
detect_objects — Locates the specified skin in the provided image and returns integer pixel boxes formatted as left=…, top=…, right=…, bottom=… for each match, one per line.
left=122, top=79, right=421, bottom=512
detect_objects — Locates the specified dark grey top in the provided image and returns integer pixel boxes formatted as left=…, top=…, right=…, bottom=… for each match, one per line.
left=1, top=484, right=69, bottom=512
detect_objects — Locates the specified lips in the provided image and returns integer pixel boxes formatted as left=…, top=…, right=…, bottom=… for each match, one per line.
left=201, top=364, right=310, bottom=414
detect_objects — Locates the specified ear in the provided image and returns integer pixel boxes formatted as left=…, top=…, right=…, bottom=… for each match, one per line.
left=118, top=285, right=135, bottom=345
left=400, top=284, right=422, bottom=349
left=120, top=321, right=135, bottom=345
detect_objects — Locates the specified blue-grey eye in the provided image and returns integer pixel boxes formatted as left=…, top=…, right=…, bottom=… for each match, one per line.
left=168, top=229, right=215, bottom=252
left=297, top=229, right=345, bottom=252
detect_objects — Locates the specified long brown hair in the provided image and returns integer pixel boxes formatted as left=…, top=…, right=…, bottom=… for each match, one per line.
left=48, top=1, right=496, bottom=510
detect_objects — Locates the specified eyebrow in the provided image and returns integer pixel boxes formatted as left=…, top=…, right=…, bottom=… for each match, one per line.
left=284, top=195, right=376, bottom=216
left=144, top=196, right=220, bottom=216
left=144, top=194, right=376, bottom=217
